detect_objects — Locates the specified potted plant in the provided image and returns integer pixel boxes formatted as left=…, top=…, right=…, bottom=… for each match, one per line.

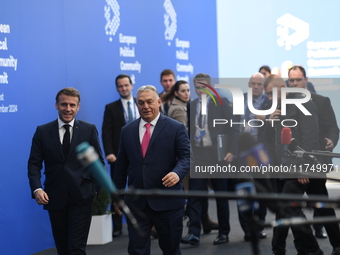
left=87, top=188, right=112, bottom=245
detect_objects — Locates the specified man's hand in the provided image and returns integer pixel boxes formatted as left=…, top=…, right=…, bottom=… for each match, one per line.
left=255, top=115, right=266, bottom=121
left=224, top=152, right=234, bottom=162
left=298, top=178, right=309, bottom=184
left=113, top=202, right=122, bottom=216
left=269, top=109, right=281, bottom=120
left=162, top=172, right=179, bottom=187
left=34, top=190, right=49, bottom=205
left=324, top=138, right=334, bottom=150
left=106, top=154, right=117, bottom=163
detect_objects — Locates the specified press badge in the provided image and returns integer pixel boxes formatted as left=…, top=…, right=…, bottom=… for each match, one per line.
left=195, top=127, right=206, bottom=142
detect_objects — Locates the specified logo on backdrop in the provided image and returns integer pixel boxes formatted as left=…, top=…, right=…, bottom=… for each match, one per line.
left=164, top=0, right=177, bottom=46
left=276, top=13, right=309, bottom=51
left=104, top=0, right=120, bottom=42
left=196, top=82, right=222, bottom=115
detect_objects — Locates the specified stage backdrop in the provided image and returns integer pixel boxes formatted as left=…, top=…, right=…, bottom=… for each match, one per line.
left=0, top=1, right=218, bottom=254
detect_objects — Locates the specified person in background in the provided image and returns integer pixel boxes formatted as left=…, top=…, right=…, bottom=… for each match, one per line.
left=162, top=80, right=190, bottom=130
left=264, top=75, right=323, bottom=255
left=102, top=74, right=139, bottom=238
left=28, top=87, right=104, bottom=255
left=159, top=69, right=176, bottom=115
left=181, top=73, right=239, bottom=246
left=259, top=65, right=271, bottom=78
left=237, top=72, right=271, bottom=241
left=288, top=65, right=340, bottom=254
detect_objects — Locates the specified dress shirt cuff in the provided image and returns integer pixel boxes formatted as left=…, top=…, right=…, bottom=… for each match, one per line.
left=33, top=188, right=43, bottom=194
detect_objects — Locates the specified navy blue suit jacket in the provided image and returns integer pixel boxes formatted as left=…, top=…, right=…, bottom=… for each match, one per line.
left=114, top=114, right=190, bottom=211
left=28, top=119, right=104, bottom=210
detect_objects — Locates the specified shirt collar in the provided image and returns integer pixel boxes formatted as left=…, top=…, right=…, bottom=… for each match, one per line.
left=121, top=97, right=134, bottom=104
left=58, top=117, right=75, bottom=129
left=253, top=94, right=264, bottom=104
left=140, top=113, right=160, bottom=127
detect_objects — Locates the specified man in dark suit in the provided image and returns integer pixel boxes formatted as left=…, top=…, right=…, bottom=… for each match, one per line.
left=288, top=65, right=340, bottom=254
left=237, top=72, right=272, bottom=241
left=102, top=74, right=139, bottom=237
left=264, top=75, right=323, bottom=255
left=28, top=87, right=104, bottom=255
left=114, top=85, right=190, bottom=255
left=181, top=73, right=239, bottom=245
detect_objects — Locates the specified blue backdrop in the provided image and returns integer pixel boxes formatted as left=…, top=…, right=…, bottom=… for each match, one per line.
left=0, top=1, right=218, bottom=254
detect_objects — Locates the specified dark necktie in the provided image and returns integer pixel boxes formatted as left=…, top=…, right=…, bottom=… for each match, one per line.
left=127, top=101, right=133, bottom=122
left=198, top=101, right=203, bottom=128
left=62, top=124, right=70, bottom=156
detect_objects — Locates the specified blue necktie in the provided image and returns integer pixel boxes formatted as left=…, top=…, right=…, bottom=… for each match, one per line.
left=127, top=101, right=133, bottom=122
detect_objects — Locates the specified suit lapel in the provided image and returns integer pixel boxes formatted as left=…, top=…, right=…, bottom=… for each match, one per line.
left=117, top=100, right=126, bottom=125
left=51, top=119, right=64, bottom=159
left=132, top=118, right=143, bottom=158
left=69, top=119, right=80, bottom=158
left=148, top=114, right=167, bottom=149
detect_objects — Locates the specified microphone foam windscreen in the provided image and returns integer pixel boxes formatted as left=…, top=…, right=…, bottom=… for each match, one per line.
left=281, top=127, right=292, bottom=145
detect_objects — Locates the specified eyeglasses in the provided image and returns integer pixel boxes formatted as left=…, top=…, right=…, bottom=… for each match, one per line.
left=288, top=78, right=303, bottom=83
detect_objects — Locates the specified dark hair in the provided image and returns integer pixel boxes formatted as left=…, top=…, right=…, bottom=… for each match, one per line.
left=162, top=80, right=188, bottom=103
left=288, top=65, right=306, bottom=77
left=259, top=65, right=271, bottom=74
left=115, top=74, right=132, bottom=87
left=160, top=69, right=175, bottom=81
left=55, top=87, right=80, bottom=103
left=193, top=73, right=211, bottom=85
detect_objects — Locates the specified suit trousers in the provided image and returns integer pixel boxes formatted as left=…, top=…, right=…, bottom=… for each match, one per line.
left=188, top=146, right=230, bottom=237
left=110, top=162, right=122, bottom=232
left=48, top=194, right=92, bottom=255
left=271, top=179, right=320, bottom=254
left=306, top=178, right=340, bottom=248
left=127, top=203, right=184, bottom=255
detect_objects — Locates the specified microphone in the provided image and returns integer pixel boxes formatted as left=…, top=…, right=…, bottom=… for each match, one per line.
left=281, top=127, right=292, bottom=165
left=237, top=133, right=279, bottom=212
left=289, top=138, right=321, bottom=164
left=76, top=142, right=141, bottom=235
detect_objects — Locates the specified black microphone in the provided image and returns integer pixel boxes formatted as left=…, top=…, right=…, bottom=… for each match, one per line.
left=281, top=127, right=292, bottom=165
left=76, top=142, right=142, bottom=235
left=238, top=133, right=280, bottom=214
left=289, top=138, right=321, bottom=164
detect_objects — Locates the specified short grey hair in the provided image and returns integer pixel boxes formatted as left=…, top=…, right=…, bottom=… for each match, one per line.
left=137, top=85, right=159, bottom=98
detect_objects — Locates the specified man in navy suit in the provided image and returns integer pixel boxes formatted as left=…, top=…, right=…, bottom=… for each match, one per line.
left=28, top=87, right=104, bottom=255
left=102, top=74, right=139, bottom=237
left=114, top=85, right=190, bottom=255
